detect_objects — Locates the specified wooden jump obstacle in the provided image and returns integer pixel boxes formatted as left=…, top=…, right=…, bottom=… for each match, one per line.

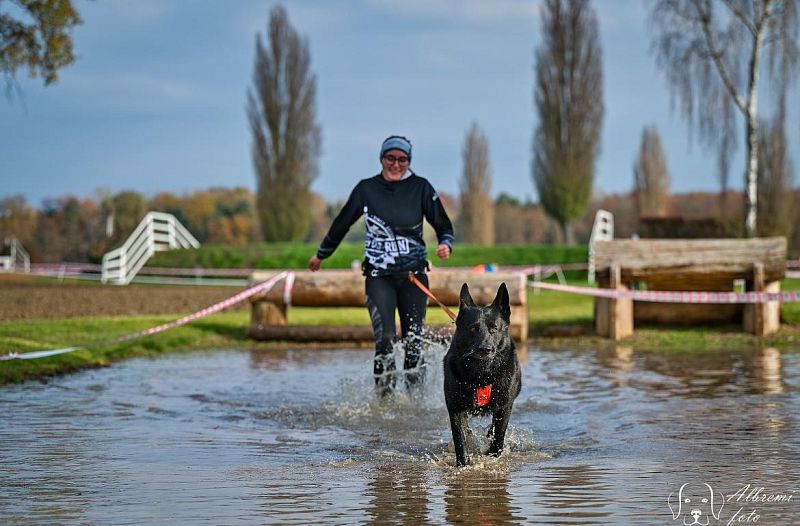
left=593, top=237, right=786, bottom=339
left=248, top=270, right=529, bottom=343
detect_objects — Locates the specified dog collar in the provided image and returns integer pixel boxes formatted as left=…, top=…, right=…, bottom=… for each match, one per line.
left=476, top=384, right=492, bottom=407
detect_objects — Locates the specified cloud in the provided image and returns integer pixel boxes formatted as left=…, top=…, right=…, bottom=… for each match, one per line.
left=78, top=0, right=179, bottom=39
left=363, top=0, right=540, bottom=27
left=59, top=71, right=221, bottom=112
left=233, top=1, right=356, bottom=38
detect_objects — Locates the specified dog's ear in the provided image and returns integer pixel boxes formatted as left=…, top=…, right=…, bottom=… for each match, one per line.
left=490, top=283, right=511, bottom=321
left=707, top=484, right=725, bottom=520
left=459, top=283, right=475, bottom=311
left=668, top=483, right=687, bottom=519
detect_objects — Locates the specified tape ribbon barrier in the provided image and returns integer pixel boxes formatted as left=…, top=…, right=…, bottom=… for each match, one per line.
left=0, top=271, right=289, bottom=361
left=4, top=271, right=799, bottom=361
left=531, top=281, right=800, bottom=303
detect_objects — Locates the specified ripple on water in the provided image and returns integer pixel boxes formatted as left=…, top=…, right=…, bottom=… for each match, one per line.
left=1, top=344, right=799, bottom=524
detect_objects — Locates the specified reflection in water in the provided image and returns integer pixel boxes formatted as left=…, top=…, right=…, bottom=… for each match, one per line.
left=1, top=344, right=798, bottom=524
left=586, top=345, right=789, bottom=399
left=535, top=465, right=612, bottom=524
left=365, top=463, right=430, bottom=526
left=757, top=347, right=784, bottom=394
left=442, top=470, right=524, bottom=526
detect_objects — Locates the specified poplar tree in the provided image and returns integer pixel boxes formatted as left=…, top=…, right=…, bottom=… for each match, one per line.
left=247, top=5, right=321, bottom=242
left=633, top=125, right=671, bottom=220
left=458, top=121, right=495, bottom=245
left=532, top=0, right=604, bottom=245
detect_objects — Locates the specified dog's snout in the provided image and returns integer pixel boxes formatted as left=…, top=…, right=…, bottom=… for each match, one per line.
left=478, top=344, right=493, bottom=354
left=691, top=509, right=702, bottom=518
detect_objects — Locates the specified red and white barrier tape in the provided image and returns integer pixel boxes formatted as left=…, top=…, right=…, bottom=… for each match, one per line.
left=531, top=280, right=800, bottom=304
left=283, top=271, right=296, bottom=306
left=0, top=271, right=289, bottom=361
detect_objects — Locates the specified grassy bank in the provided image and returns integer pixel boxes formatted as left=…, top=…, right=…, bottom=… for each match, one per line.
left=3, top=279, right=800, bottom=384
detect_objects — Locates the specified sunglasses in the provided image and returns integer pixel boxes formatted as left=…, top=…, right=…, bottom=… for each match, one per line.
left=383, top=154, right=410, bottom=165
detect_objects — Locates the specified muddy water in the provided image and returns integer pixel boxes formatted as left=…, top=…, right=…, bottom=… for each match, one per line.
left=1, top=343, right=799, bottom=525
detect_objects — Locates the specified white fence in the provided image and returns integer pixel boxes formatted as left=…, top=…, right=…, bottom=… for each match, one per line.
left=102, top=212, right=200, bottom=285
left=0, top=236, right=30, bottom=273
left=588, top=209, right=614, bottom=284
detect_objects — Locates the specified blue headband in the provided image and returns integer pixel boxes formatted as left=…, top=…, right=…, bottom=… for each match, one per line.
left=380, top=136, right=412, bottom=161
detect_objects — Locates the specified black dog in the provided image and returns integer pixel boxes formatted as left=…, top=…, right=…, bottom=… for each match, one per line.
left=443, top=282, right=521, bottom=467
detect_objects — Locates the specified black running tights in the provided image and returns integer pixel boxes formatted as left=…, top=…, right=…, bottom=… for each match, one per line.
left=365, top=273, right=428, bottom=388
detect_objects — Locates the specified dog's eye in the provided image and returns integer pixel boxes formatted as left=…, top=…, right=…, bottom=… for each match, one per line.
left=488, top=325, right=498, bottom=334
left=470, top=325, right=479, bottom=334
left=701, top=498, right=708, bottom=503
left=684, top=498, right=691, bottom=503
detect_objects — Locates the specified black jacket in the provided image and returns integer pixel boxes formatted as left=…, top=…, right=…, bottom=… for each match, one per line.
left=317, top=173, right=455, bottom=276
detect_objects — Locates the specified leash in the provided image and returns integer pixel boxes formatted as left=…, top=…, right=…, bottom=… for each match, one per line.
left=407, top=271, right=457, bottom=322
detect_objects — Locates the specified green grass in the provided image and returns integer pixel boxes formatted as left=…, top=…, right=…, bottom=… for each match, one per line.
left=529, top=283, right=594, bottom=328
left=4, top=277, right=800, bottom=385
left=149, top=242, right=589, bottom=271
left=0, top=312, right=251, bottom=384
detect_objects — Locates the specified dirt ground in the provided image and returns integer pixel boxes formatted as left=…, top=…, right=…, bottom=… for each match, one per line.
left=0, top=274, right=248, bottom=320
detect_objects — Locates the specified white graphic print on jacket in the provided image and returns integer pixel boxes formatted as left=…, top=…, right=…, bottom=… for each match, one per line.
left=363, top=206, right=419, bottom=269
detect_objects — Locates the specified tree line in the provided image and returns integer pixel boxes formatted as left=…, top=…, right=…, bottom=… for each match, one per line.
left=3, top=1, right=797, bottom=247
left=3, top=184, right=799, bottom=264
left=249, top=1, right=796, bottom=245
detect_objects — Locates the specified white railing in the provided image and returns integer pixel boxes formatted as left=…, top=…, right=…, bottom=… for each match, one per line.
left=0, top=236, right=30, bottom=273
left=588, top=209, right=614, bottom=284
left=102, top=211, right=200, bottom=285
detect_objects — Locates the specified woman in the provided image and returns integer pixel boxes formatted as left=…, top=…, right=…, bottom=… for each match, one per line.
left=308, top=135, right=454, bottom=394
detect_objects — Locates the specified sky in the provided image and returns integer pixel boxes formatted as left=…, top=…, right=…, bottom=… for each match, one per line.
left=2, top=0, right=798, bottom=208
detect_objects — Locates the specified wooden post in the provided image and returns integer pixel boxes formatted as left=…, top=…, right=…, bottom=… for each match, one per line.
left=610, top=264, right=633, bottom=340
left=250, top=300, right=287, bottom=329
left=595, top=264, right=633, bottom=340
left=743, top=262, right=781, bottom=336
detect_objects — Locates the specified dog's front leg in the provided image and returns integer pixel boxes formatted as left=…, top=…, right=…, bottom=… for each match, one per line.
left=487, top=408, right=511, bottom=457
left=449, top=411, right=470, bottom=467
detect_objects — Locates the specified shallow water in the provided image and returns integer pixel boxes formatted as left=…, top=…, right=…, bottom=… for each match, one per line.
left=1, top=343, right=799, bottom=525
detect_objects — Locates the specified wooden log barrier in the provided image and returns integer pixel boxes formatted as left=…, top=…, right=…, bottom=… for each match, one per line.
left=248, top=270, right=529, bottom=342
left=593, top=237, right=786, bottom=339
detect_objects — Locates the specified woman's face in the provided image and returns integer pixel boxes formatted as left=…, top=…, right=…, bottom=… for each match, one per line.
left=381, top=149, right=410, bottom=181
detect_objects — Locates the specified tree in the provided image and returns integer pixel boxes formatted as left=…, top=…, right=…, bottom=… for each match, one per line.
left=0, top=195, right=37, bottom=256
left=633, top=124, right=671, bottom=220
left=649, top=0, right=799, bottom=236
left=756, top=99, right=794, bottom=237
left=111, top=190, right=147, bottom=238
left=532, top=0, right=604, bottom=245
left=247, top=5, right=321, bottom=242
left=457, top=121, right=495, bottom=244
left=1, top=0, right=82, bottom=92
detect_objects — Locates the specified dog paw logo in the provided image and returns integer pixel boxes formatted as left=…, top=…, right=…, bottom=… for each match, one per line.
left=668, top=482, right=725, bottom=525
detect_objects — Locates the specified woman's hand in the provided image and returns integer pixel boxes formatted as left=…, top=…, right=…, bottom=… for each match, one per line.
left=307, top=255, right=322, bottom=272
left=436, top=243, right=451, bottom=260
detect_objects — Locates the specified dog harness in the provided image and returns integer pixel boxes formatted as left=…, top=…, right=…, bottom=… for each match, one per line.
left=476, top=384, right=492, bottom=407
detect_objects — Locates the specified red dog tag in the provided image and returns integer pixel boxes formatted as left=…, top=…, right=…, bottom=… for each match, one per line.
left=475, top=384, right=492, bottom=407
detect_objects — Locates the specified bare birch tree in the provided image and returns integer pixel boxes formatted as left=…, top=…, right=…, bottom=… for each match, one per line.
left=532, top=0, right=604, bottom=245
left=633, top=124, right=671, bottom=220
left=458, top=121, right=495, bottom=245
left=649, top=0, right=799, bottom=236
left=247, top=5, right=321, bottom=242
